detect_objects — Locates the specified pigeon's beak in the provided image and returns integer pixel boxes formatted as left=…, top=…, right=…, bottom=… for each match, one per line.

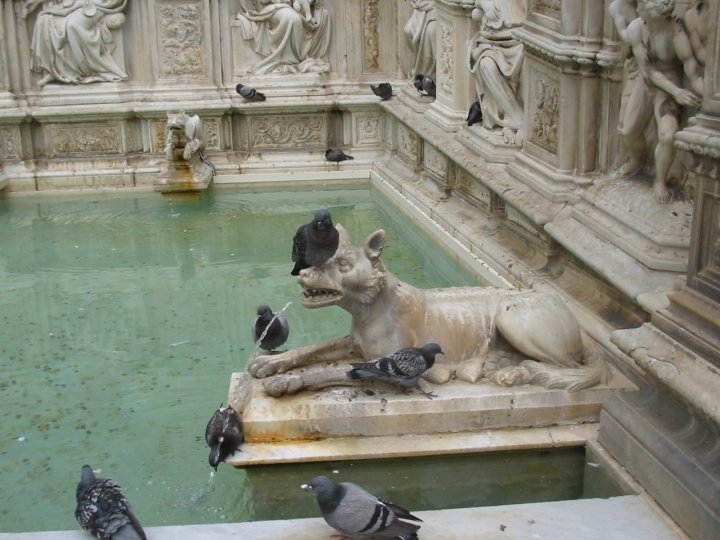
left=300, top=483, right=312, bottom=491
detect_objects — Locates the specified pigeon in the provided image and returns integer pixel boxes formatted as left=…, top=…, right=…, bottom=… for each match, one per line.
left=75, top=465, right=146, bottom=540
left=302, top=475, right=422, bottom=540
left=467, top=100, right=482, bottom=126
left=235, top=83, right=266, bottom=102
left=291, top=208, right=340, bottom=275
left=205, top=404, right=243, bottom=470
left=252, top=304, right=289, bottom=352
left=413, top=74, right=435, bottom=97
left=370, top=82, right=393, bottom=101
left=347, top=342, right=444, bottom=399
left=325, top=148, right=354, bottom=162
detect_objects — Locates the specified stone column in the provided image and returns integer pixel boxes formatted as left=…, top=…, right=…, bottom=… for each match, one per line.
left=425, top=0, right=477, bottom=132
left=506, top=0, right=606, bottom=221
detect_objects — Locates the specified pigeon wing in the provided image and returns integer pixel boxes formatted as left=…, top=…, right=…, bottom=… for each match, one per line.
left=382, top=348, right=427, bottom=379
left=324, top=482, right=396, bottom=536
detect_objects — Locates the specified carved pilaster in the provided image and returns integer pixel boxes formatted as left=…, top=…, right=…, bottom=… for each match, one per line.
left=362, top=0, right=381, bottom=73
left=156, top=0, right=208, bottom=80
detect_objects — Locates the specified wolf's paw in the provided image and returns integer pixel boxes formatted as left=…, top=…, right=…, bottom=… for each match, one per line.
left=262, top=375, right=304, bottom=397
left=490, top=366, right=532, bottom=387
left=248, top=351, right=296, bottom=378
left=424, top=366, right=451, bottom=384
left=456, top=359, right=484, bottom=383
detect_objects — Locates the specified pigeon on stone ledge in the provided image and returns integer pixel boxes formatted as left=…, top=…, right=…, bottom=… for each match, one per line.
left=325, top=148, right=354, bottom=163
left=347, top=342, right=444, bottom=399
left=253, top=304, right=289, bottom=352
left=302, top=475, right=422, bottom=540
left=370, top=82, right=393, bottom=101
left=291, top=208, right=340, bottom=275
left=75, top=465, right=146, bottom=540
left=467, top=100, right=483, bottom=126
left=236, top=83, right=266, bottom=102
left=413, top=74, right=436, bottom=97
left=205, top=404, right=243, bottom=470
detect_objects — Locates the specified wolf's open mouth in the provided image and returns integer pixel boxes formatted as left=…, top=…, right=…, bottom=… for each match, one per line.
left=302, top=288, right=341, bottom=300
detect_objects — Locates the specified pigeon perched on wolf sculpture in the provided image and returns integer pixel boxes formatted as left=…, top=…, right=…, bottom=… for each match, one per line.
left=291, top=208, right=340, bottom=275
left=325, top=148, right=354, bottom=163
left=347, top=343, right=444, bottom=399
left=302, top=475, right=422, bottom=539
left=252, top=304, right=289, bottom=352
left=370, top=82, right=393, bottom=101
left=205, top=404, right=243, bottom=470
left=75, top=465, right=146, bottom=540
left=235, top=83, right=266, bottom=102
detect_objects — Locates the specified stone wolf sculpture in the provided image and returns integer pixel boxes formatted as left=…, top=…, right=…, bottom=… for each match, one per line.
left=165, top=112, right=215, bottom=183
left=249, top=225, right=608, bottom=397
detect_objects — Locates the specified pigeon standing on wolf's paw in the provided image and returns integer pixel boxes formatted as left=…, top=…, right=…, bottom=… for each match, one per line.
left=370, top=82, right=393, bottom=101
left=205, top=404, right=243, bottom=470
left=291, top=208, right=340, bottom=276
left=302, top=475, right=422, bottom=539
left=75, top=465, right=146, bottom=540
left=253, top=304, right=289, bottom=352
left=347, top=342, right=444, bottom=399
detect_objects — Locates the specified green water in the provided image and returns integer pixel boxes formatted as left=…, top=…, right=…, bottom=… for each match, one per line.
left=0, top=186, right=619, bottom=533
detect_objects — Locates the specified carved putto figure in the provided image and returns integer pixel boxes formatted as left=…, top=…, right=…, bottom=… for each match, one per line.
left=22, top=0, right=128, bottom=86
left=404, top=0, right=437, bottom=79
left=619, top=0, right=702, bottom=203
left=249, top=225, right=608, bottom=397
left=468, top=0, right=526, bottom=145
left=235, top=0, right=330, bottom=75
left=164, top=112, right=214, bottom=185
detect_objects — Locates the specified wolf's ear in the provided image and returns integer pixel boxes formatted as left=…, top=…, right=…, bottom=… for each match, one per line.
left=336, top=223, right=351, bottom=246
left=364, top=229, right=385, bottom=260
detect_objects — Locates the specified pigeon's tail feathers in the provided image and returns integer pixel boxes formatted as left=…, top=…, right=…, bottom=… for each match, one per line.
left=379, top=519, right=421, bottom=538
left=347, top=363, right=385, bottom=380
left=383, top=499, right=423, bottom=522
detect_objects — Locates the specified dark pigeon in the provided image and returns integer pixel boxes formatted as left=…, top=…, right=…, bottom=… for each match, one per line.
left=325, top=148, right=354, bottom=162
left=302, top=475, right=421, bottom=540
left=236, top=83, right=266, bottom=102
left=413, top=74, right=436, bottom=97
left=291, top=208, right=340, bottom=276
left=370, top=83, right=393, bottom=101
left=253, top=304, right=289, bottom=352
left=205, top=404, right=243, bottom=470
left=75, top=465, right=146, bottom=540
left=347, top=342, right=444, bottom=399
left=467, top=100, right=483, bottom=126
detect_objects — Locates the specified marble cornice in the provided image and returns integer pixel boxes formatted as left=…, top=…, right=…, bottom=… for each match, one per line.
left=515, top=23, right=605, bottom=72
left=434, top=0, right=475, bottom=10
left=676, top=116, right=720, bottom=162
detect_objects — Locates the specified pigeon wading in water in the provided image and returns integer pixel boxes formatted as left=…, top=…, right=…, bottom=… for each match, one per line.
left=253, top=304, right=289, bottom=352
left=75, top=465, right=146, bottom=540
left=370, top=82, right=393, bottom=101
left=347, top=342, right=444, bottom=399
left=302, top=475, right=422, bottom=539
left=325, top=148, right=354, bottom=162
left=205, top=404, right=244, bottom=470
left=291, top=208, right=340, bottom=276
left=235, top=83, right=266, bottom=102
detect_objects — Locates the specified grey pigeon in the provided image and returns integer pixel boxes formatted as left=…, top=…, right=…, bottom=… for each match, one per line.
left=75, top=465, right=146, bottom=540
left=413, top=74, right=435, bottom=97
left=302, top=475, right=421, bottom=539
left=467, top=100, right=482, bottom=126
left=291, top=208, right=340, bottom=275
left=370, top=82, right=393, bottom=101
left=205, top=404, right=243, bottom=470
left=347, top=342, right=444, bottom=399
left=236, top=83, right=266, bottom=102
left=253, top=304, right=289, bottom=352
left=325, top=148, right=354, bottom=162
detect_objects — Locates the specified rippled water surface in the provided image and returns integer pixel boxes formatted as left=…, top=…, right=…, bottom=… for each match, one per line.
left=0, top=186, right=618, bottom=533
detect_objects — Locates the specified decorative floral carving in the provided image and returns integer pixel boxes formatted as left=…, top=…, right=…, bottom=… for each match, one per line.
left=534, top=0, right=561, bottom=12
left=531, top=78, right=559, bottom=153
left=204, top=119, right=219, bottom=149
left=355, top=113, right=382, bottom=145
left=158, top=2, right=204, bottom=77
left=439, top=21, right=454, bottom=96
left=251, top=115, right=325, bottom=148
left=50, top=125, right=121, bottom=155
left=363, top=0, right=380, bottom=72
left=397, top=123, right=419, bottom=164
left=424, top=143, right=446, bottom=179
left=0, top=128, right=20, bottom=159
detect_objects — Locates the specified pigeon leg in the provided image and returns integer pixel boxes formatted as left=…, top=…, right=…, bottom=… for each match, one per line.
left=416, top=384, right=437, bottom=400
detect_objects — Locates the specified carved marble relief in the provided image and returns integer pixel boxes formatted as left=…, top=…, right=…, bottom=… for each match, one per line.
left=235, top=0, right=331, bottom=75
left=468, top=0, right=526, bottom=145
left=533, top=0, right=560, bottom=12
left=397, top=122, right=420, bottom=165
left=22, top=0, right=128, bottom=86
left=152, top=120, right=168, bottom=153
left=530, top=78, right=559, bottom=153
left=250, top=115, right=325, bottom=149
left=455, top=166, right=491, bottom=208
left=362, top=0, right=380, bottom=72
left=423, top=142, right=447, bottom=180
left=354, top=113, right=383, bottom=145
left=0, top=127, right=20, bottom=160
left=438, top=21, right=454, bottom=97
left=49, top=124, right=122, bottom=156
left=203, top=118, right=219, bottom=149
left=404, top=0, right=437, bottom=78
left=157, top=1, right=205, bottom=78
